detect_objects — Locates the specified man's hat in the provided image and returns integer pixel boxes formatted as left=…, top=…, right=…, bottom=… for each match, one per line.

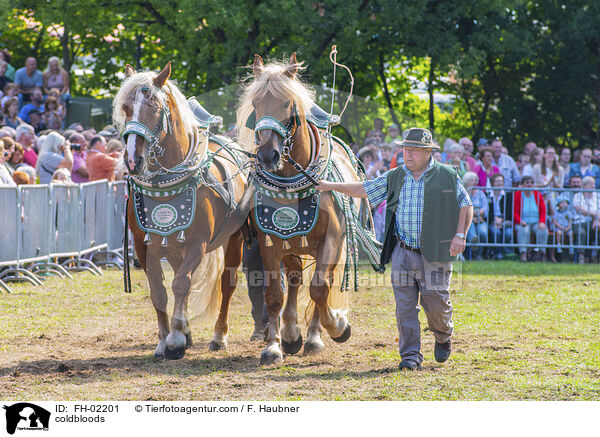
left=399, top=127, right=439, bottom=149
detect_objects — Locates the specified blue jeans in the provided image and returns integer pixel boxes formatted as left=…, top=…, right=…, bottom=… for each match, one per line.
left=467, top=222, right=488, bottom=258
left=516, top=223, right=549, bottom=253
left=489, top=223, right=513, bottom=256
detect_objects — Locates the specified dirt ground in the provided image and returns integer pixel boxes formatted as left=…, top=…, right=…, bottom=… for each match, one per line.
left=1, top=263, right=598, bottom=401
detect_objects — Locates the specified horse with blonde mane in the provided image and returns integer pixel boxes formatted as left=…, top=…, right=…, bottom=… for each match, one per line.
left=114, top=63, right=252, bottom=359
left=237, top=54, right=380, bottom=365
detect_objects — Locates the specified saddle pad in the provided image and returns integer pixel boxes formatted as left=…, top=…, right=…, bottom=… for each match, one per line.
left=254, top=191, right=320, bottom=239
left=133, top=187, right=196, bottom=236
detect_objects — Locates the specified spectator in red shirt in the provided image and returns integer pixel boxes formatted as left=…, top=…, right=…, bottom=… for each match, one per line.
left=514, top=176, right=549, bottom=262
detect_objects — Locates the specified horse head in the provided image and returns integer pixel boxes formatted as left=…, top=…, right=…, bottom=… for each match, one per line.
left=115, top=62, right=175, bottom=176
left=245, top=53, right=307, bottom=172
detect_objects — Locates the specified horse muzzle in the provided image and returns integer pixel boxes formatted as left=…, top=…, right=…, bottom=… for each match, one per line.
left=256, top=148, right=281, bottom=171
left=127, top=154, right=145, bottom=175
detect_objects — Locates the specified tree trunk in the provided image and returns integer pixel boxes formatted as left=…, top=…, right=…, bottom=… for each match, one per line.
left=60, top=24, right=72, bottom=72
left=597, top=44, right=600, bottom=144
left=135, top=34, right=143, bottom=70
left=377, top=51, right=401, bottom=129
left=428, top=58, right=435, bottom=131
left=473, top=92, right=491, bottom=144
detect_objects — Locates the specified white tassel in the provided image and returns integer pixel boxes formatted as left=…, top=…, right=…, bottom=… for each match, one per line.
left=161, top=236, right=169, bottom=247
left=283, top=239, right=291, bottom=250
left=144, top=233, right=152, bottom=245
left=265, top=235, right=273, bottom=247
left=300, top=236, right=309, bottom=247
left=176, top=230, right=186, bottom=242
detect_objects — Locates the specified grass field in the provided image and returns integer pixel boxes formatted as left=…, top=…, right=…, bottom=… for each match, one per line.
left=0, top=261, right=598, bottom=401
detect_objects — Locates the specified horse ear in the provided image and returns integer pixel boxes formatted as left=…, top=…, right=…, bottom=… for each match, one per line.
left=153, top=62, right=171, bottom=88
left=253, top=54, right=264, bottom=77
left=125, top=64, right=136, bottom=77
left=286, top=52, right=299, bottom=78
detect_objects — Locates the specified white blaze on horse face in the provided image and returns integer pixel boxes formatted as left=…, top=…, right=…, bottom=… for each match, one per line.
left=126, top=90, right=144, bottom=170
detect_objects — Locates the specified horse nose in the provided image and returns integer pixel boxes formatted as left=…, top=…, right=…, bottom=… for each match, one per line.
left=270, top=149, right=280, bottom=165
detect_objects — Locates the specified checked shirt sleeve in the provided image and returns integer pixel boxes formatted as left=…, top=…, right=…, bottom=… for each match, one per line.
left=456, top=176, right=472, bottom=208
left=363, top=172, right=389, bottom=207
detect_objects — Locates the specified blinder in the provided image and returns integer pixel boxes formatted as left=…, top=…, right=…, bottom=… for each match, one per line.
left=246, top=104, right=301, bottom=145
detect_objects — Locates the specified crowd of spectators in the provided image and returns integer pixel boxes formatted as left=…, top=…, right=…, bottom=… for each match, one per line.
left=0, top=52, right=123, bottom=188
left=356, top=118, right=600, bottom=264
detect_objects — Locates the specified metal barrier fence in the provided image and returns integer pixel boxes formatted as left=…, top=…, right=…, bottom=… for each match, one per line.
left=466, top=186, right=600, bottom=259
left=0, top=180, right=127, bottom=293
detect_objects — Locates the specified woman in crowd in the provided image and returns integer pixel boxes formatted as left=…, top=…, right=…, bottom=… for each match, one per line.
left=446, top=143, right=470, bottom=178
left=476, top=148, right=499, bottom=187
left=1, top=83, right=19, bottom=108
left=532, top=146, right=564, bottom=190
left=463, top=171, right=489, bottom=259
left=0, top=138, right=15, bottom=185
left=2, top=97, right=23, bottom=129
left=42, top=96, right=65, bottom=131
left=514, top=176, right=549, bottom=262
left=42, top=57, right=70, bottom=102
left=0, top=61, right=13, bottom=96
left=69, top=133, right=89, bottom=183
left=0, top=50, right=16, bottom=81
left=572, top=176, right=600, bottom=263
left=6, top=141, right=23, bottom=173
left=36, top=131, right=73, bottom=184
left=487, top=173, right=514, bottom=260
left=51, top=168, right=72, bottom=184
left=521, top=147, right=543, bottom=177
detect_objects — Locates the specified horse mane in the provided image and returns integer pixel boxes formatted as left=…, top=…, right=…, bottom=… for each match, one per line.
left=236, top=58, right=315, bottom=151
left=113, top=71, right=198, bottom=136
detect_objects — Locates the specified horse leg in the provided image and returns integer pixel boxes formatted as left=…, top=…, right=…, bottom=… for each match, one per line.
left=304, top=305, right=324, bottom=356
left=166, top=256, right=193, bottom=350
left=259, top=245, right=285, bottom=366
left=209, top=230, right=244, bottom=351
left=309, top=235, right=351, bottom=344
left=280, top=254, right=303, bottom=355
left=144, top=254, right=169, bottom=359
left=165, top=248, right=204, bottom=360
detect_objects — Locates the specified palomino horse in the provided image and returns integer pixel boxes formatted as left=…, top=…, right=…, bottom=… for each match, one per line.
left=114, top=63, right=251, bottom=359
left=237, top=54, right=378, bottom=365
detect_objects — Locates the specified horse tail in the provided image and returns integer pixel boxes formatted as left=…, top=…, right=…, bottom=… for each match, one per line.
left=187, top=246, right=225, bottom=322
left=299, top=239, right=350, bottom=324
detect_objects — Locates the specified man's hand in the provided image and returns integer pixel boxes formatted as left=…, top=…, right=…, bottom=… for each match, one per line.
left=450, top=235, right=466, bottom=256
left=539, top=222, right=547, bottom=230
left=315, top=180, right=334, bottom=192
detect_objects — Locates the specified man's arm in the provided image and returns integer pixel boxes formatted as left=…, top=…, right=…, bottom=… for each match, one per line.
left=316, top=180, right=367, bottom=198
left=450, top=205, right=473, bottom=256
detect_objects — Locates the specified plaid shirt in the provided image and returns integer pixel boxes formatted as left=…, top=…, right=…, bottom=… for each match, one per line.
left=363, top=159, right=472, bottom=248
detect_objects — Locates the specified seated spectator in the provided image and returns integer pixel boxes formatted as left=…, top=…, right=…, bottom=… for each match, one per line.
left=522, top=147, right=543, bottom=177
left=475, top=138, right=489, bottom=160
left=51, top=167, right=72, bottom=184
left=15, top=124, right=37, bottom=167
left=14, top=163, right=36, bottom=184
left=568, top=148, right=600, bottom=189
left=1, top=137, right=16, bottom=173
left=432, top=150, right=443, bottom=162
left=572, top=176, right=600, bottom=263
left=12, top=170, right=30, bottom=185
left=0, top=61, right=13, bottom=97
left=476, top=148, right=499, bottom=187
left=5, top=141, right=23, bottom=173
left=106, top=138, right=126, bottom=180
left=67, top=122, right=84, bottom=133
left=487, top=173, right=514, bottom=260
left=15, top=57, right=43, bottom=106
left=459, top=137, right=478, bottom=172
left=2, top=97, right=23, bottom=129
left=463, top=171, right=489, bottom=259
left=491, top=138, right=520, bottom=187
left=552, top=195, right=574, bottom=262
left=18, top=87, right=44, bottom=124
left=389, top=139, right=403, bottom=169
left=514, top=176, right=549, bottom=262
left=384, top=124, right=400, bottom=144
left=516, top=153, right=530, bottom=177
left=0, top=141, right=15, bottom=185
left=42, top=57, right=70, bottom=103
left=1, top=83, right=19, bottom=109
left=366, top=118, right=384, bottom=139
left=532, top=146, right=564, bottom=191
left=86, top=135, right=119, bottom=181
left=0, top=50, right=16, bottom=81
left=69, top=133, right=89, bottom=183
left=42, top=96, right=64, bottom=131
left=36, top=131, right=73, bottom=184
left=523, top=141, right=537, bottom=156
left=445, top=143, right=470, bottom=178
left=358, top=146, right=375, bottom=176
left=28, top=109, right=46, bottom=134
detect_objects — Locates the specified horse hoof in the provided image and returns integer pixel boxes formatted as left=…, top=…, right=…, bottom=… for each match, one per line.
left=303, top=341, right=324, bottom=356
left=164, top=346, right=186, bottom=360
left=185, top=332, right=193, bottom=349
left=260, top=350, right=283, bottom=366
left=281, top=334, right=303, bottom=355
left=209, top=340, right=226, bottom=351
left=331, top=324, right=351, bottom=343
left=153, top=351, right=165, bottom=360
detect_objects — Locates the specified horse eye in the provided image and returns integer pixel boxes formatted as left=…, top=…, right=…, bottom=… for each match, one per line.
left=122, top=104, right=132, bottom=117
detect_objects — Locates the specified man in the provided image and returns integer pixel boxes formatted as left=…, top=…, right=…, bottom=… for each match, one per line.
left=14, top=57, right=43, bottom=106
left=490, top=138, right=520, bottom=187
left=523, top=141, right=537, bottom=156
left=568, top=148, right=600, bottom=189
left=385, top=124, right=400, bottom=144
left=459, top=137, right=478, bottom=172
left=18, top=88, right=44, bottom=123
left=85, top=135, right=119, bottom=181
left=317, top=127, right=473, bottom=371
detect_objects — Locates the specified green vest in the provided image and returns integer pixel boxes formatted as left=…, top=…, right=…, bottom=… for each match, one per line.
left=379, top=160, right=460, bottom=269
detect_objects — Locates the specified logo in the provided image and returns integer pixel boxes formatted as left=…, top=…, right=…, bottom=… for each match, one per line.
left=421, top=130, right=433, bottom=144
left=272, top=207, right=300, bottom=230
left=151, top=204, right=177, bottom=227
left=3, top=403, right=50, bottom=435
